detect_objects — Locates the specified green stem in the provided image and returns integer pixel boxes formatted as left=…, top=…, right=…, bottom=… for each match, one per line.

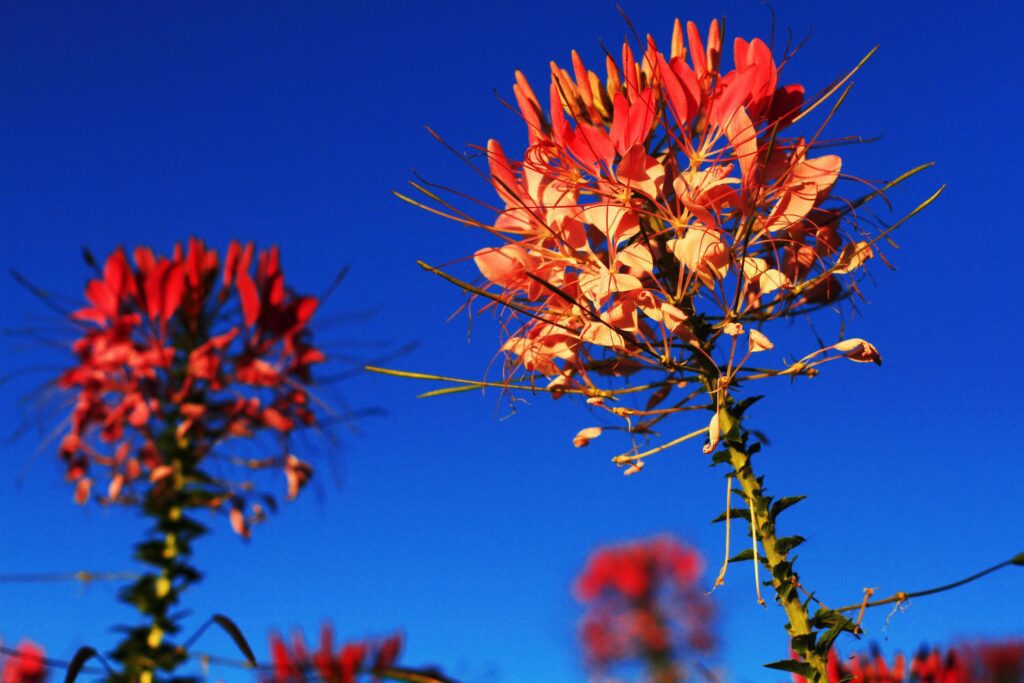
left=112, top=449, right=206, bottom=683
left=718, top=404, right=829, bottom=682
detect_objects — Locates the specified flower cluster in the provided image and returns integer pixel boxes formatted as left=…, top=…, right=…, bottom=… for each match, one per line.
left=266, top=626, right=402, bottom=683
left=793, top=641, right=1024, bottom=682
left=0, top=641, right=46, bottom=683
left=57, top=239, right=323, bottom=534
left=427, top=17, right=901, bottom=464
left=574, top=536, right=714, bottom=681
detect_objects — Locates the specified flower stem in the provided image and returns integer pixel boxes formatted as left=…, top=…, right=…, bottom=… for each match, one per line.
left=718, top=404, right=829, bottom=682
left=112, top=450, right=205, bottom=682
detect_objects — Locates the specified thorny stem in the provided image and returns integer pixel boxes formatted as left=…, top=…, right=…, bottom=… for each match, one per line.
left=111, top=436, right=206, bottom=683
left=718, top=403, right=829, bottom=681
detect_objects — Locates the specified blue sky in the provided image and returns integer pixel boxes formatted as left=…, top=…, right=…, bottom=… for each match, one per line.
left=1, top=1, right=1022, bottom=681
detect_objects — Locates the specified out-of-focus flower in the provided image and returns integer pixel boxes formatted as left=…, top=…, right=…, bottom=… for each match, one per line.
left=792, top=641, right=1024, bottom=682
left=56, top=239, right=324, bottom=533
left=575, top=536, right=714, bottom=681
left=1, top=640, right=46, bottom=683
left=265, top=626, right=403, bottom=683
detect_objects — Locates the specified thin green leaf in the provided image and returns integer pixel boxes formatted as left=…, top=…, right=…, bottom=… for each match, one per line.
left=770, top=496, right=807, bottom=520
left=211, top=614, right=257, bottom=667
left=729, top=549, right=755, bottom=563
left=64, top=647, right=108, bottom=683
left=763, top=659, right=816, bottom=677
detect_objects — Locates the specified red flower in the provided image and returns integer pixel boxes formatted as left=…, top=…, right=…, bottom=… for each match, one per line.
left=264, top=626, right=402, bottom=683
left=1, top=641, right=46, bottom=683
left=792, top=641, right=1024, bottom=683
left=56, top=239, right=325, bottom=533
left=575, top=536, right=714, bottom=677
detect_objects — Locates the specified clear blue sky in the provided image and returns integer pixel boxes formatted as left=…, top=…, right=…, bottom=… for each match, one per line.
left=1, top=2, right=1022, bottom=681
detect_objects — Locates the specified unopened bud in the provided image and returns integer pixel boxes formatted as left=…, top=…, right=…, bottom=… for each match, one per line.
left=573, top=426, right=603, bottom=448
left=624, top=460, right=645, bottom=476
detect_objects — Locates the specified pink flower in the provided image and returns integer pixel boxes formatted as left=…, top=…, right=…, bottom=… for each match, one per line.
left=574, top=536, right=714, bottom=675
left=1, top=641, right=46, bottom=683
left=264, top=626, right=403, bottom=683
left=413, top=15, right=905, bottom=463
left=56, top=239, right=325, bottom=533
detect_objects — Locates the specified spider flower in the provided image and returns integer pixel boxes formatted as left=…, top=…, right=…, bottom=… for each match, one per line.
left=56, top=239, right=324, bottom=533
left=265, top=626, right=403, bottom=683
left=793, top=641, right=1024, bottom=682
left=412, top=18, right=929, bottom=466
left=0, top=641, right=46, bottom=683
left=575, top=536, right=714, bottom=681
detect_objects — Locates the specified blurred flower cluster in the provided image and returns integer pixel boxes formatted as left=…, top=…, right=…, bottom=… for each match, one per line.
left=56, top=239, right=322, bottom=534
left=266, top=626, right=402, bottom=683
left=0, top=641, right=46, bottom=683
left=420, top=17, right=901, bottom=465
left=793, top=641, right=1024, bottom=682
left=575, top=536, right=715, bottom=682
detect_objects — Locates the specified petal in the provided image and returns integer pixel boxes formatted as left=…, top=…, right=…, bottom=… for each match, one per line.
left=573, top=426, right=603, bottom=448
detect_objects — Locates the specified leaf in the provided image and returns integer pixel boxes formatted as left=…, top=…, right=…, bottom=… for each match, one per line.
left=644, top=383, right=672, bottom=411
left=731, top=395, right=764, bottom=418
left=711, top=450, right=732, bottom=466
left=1011, top=552, right=1024, bottom=566
left=763, top=659, right=817, bottom=677
left=775, top=535, right=806, bottom=555
left=729, top=549, right=755, bottom=563
left=212, top=614, right=257, bottom=667
left=65, top=647, right=101, bottom=683
left=711, top=508, right=750, bottom=524
left=791, top=633, right=817, bottom=652
left=770, top=496, right=807, bottom=519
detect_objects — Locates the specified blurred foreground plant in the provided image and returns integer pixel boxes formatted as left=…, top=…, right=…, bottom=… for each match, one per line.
left=389, top=12, right=949, bottom=682
left=792, top=641, right=1024, bottom=682
left=0, top=641, right=46, bottom=683
left=575, top=536, right=715, bottom=683
left=51, top=239, right=324, bottom=682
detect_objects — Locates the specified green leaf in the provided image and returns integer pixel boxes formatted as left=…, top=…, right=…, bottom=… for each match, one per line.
left=212, top=614, right=257, bottom=667
left=772, top=560, right=793, bottom=582
left=65, top=647, right=103, bottom=683
left=771, top=496, right=807, bottom=519
left=763, top=659, right=816, bottom=677
left=711, top=450, right=731, bottom=466
left=732, top=395, right=764, bottom=419
left=1011, top=552, right=1024, bottom=566
left=791, top=633, right=817, bottom=652
left=775, top=535, right=806, bottom=555
left=710, top=508, right=750, bottom=524
left=729, top=549, right=755, bottom=563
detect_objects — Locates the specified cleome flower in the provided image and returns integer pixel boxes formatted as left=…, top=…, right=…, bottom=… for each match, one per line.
left=792, top=640, right=1024, bottom=682
left=574, top=536, right=715, bottom=679
left=266, top=626, right=403, bottom=683
left=403, top=16, right=939, bottom=469
left=0, top=640, right=46, bottom=683
left=56, top=239, right=324, bottom=534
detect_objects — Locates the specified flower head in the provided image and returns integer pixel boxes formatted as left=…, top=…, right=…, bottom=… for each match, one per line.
left=1, top=641, right=46, bottom=683
left=56, top=239, right=324, bottom=532
left=792, top=641, right=1024, bottom=683
left=574, top=536, right=714, bottom=676
left=266, top=626, right=403, bottom=683
left=410, top=16, right=928, bottom=467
